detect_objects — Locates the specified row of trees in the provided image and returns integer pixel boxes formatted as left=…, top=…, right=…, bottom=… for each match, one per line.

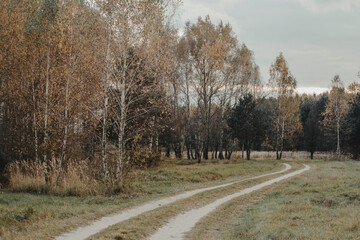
left=228, top=73, right=360, bottom=160
left=1, top=0, right=359, bottom=192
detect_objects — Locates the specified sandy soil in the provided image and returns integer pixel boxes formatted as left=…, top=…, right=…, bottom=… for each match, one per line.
left=148, top=164, right=310, bottom=240
left=56, top=163, right=291, bottom=240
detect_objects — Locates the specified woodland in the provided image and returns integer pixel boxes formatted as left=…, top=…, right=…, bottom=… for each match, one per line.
left=1, top=0, right=360, bottom=195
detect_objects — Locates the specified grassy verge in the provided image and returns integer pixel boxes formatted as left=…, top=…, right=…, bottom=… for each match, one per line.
left=0, top=159, right=280, bottom=240
left=190, top=161, right=360, bottom=240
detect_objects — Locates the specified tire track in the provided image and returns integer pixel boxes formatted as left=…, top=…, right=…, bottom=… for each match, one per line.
left=148, top=164, right=310, bottom=240
left=56, top=163, right=291, bottom=240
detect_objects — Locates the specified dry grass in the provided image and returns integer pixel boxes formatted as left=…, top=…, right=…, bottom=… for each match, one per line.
left=6, top=159, right=103, bottom=196
left=191, top=161, right=360, bottom=240
left=86, top=163, right=303, bottom=240
left=0, top=159, right=280, bottom=240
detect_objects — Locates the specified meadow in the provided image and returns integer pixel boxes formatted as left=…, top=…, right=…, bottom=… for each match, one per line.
left=0, top=159, right=280, bottom=240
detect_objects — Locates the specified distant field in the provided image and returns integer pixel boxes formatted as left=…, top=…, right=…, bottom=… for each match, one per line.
left=0, top=159, right=280, bottom=240
left=189, top=161, right=360, bottom=240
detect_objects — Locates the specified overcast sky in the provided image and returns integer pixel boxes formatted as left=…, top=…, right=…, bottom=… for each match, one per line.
left=175, top=0, right=360, bottom=94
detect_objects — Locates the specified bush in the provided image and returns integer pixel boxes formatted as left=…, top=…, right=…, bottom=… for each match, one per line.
left=128, top=146, right=162, bottom=169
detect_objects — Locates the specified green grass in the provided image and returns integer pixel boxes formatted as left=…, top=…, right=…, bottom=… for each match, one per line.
left=230, top=161, right=360, bottom=240
left=0, top=159, right=280, bottom=240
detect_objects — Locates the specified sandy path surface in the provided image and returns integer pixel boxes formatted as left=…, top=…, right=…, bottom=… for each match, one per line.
left=56, top=163, right=291, bottom=240
left=148, top=164, right=310, bottom=240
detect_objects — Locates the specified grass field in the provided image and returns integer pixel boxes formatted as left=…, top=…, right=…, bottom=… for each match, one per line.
left=189, top=161, right=360, bottom=240
left=86, top=163, right=303, bottom=240
left=3, top=159, right=358, bottom=240
left=0, top=159, right=280, bottom=240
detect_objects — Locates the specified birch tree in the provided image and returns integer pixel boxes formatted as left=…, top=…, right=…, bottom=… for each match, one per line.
left=323, top=75, right=349, bottom=158
left=268, top=53, right=297, bottom=160
left=184, top=16, right=237, bottom=160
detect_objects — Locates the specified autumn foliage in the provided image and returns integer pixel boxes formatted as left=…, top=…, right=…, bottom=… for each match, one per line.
left=1, top=0, right=359, bottom=195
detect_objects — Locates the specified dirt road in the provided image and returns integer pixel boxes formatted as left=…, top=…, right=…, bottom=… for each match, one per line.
left=56, top=163, right=291, bottom=240
left=148, top=164, right=310, bottom=240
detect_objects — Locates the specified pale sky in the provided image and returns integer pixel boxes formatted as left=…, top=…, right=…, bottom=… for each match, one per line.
left=175, top=0, right=360, bottom=94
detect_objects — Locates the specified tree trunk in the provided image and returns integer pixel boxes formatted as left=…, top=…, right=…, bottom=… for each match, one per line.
left=56, top=28, right=73, bottom=185
left=228, top=139, right=235, bottom=160
left=155, top=134, right=159, bottom=153
left=175, top=143, right=182, bottom=159
left=276, top=122, right=280, bottom=160
left=149, top=116, right=155, bottom=154
left=116, top=129, right=124, bottom=183
left=241, top=143, right=244, bottom=159
left=43, top=38, right=51, bottom=184
left=310, top=151, right=314, bottom=160
left=166, top=147, right=170, bottom=157
left=115, top=49, right=127, bottom=184
left=101, top=28, right=112, bottom=188
left=187, top=146, right=190, bottom=160
left=279, top=120, right=285, bottom=160
left=336, top=119, right=341, bottom=158
left=203, top=147, right=208, bottom=160
left=218, top=108, right=224, bottom=160
left=227, top=151, right=232, bottom=160
left=32, top=82, right=39, bottom=192
left=246, top=149, right=251, bottom=160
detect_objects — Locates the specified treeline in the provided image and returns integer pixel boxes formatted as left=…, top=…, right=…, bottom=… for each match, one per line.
left=228, top=75, right=360, bottom=161
left=0, top=0, right=359, bottom=194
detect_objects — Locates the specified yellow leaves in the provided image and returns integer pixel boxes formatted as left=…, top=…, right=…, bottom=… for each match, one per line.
left=348, top=82, right=360, bottom=95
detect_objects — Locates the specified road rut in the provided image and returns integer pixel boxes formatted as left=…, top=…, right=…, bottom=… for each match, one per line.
left=56, top=163, right=291, bottom=240
left=148, top=164, right=310, bottom=240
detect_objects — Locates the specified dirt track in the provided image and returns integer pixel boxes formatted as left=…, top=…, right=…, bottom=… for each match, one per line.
left=148, top=164, right=310, bottom=240
left=56, top=163, right=292, bottom=240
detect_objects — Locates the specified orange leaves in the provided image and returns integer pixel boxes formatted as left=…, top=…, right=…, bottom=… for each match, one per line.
left=269, top=52, right=297, bottom=97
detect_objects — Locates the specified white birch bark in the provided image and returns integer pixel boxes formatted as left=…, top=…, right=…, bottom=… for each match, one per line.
left=43, top=38, right=51, bottom=184
left=56, top=27, right=73, bottom=184
left=102, top=26, right=112, bottom=188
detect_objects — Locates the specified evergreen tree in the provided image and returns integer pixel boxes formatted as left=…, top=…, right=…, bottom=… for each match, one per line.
left=227, top=94, right=267, bottom=160
left=348, top=94, right=360, bottom=159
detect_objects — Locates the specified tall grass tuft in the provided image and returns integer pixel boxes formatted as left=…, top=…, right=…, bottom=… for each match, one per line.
left=6, top=159, right=103, bottom=196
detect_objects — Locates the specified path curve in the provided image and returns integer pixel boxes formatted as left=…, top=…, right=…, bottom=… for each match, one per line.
left=56, top=163, right=291, bottom=240
left=148, top=164, right=310, bottom=240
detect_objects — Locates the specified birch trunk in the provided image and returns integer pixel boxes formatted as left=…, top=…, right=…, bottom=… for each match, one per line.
left=115, top=54, right=127, bottom=184
left=279, top=120, right=285, bottom=160
left=276, top=96, right=281, bottom=160
left=149, top=116, right=155, bottom=154
left=185, top=67, right=191, bottom=160
left=102, top=28, right=112, bottom=188
left=43, top=38, right=51, bottom=184
left=32, top=82, right=39, bottom=191
left=56, top=28, right=73, bottom=185
left=218, top=107, right=224, bottom=160
left=336, top=118, right=340, bottom=158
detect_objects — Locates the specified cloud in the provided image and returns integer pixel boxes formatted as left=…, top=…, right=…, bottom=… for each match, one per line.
left=178, top=0, right=360, bottom=88
left=297, top=0, right=360, bottom=13
left=179, top=0, right=242, bottom=33
left=296, top=87, right=329, bottom=95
